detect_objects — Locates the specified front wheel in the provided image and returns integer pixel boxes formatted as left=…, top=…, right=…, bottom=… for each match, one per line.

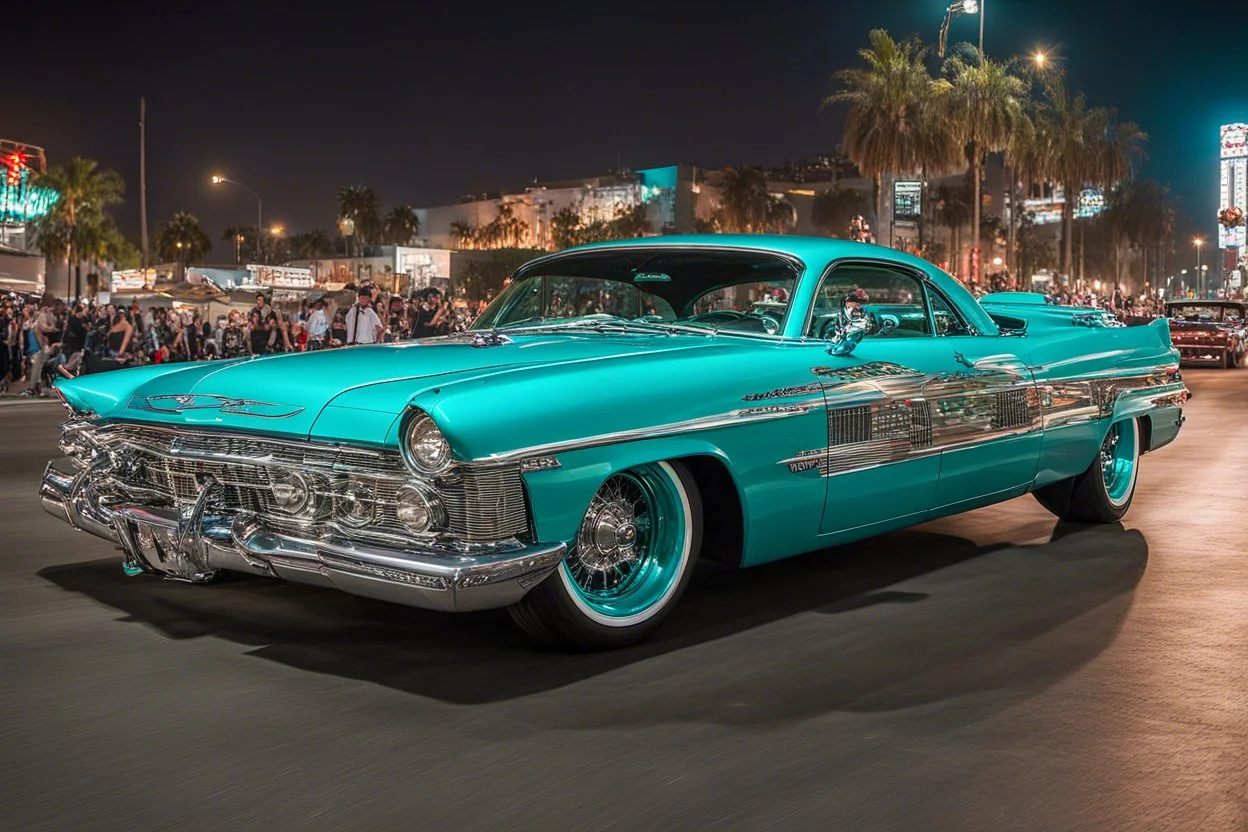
left=1033, top=418, right=1140, bottom=523
left=508, top=460, right=702, bottom=650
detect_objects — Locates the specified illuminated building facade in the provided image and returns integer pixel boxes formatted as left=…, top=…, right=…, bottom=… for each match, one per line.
left=0, top=140, right=56, bottom=250
left=1219, top=123, right=1248, bottom=251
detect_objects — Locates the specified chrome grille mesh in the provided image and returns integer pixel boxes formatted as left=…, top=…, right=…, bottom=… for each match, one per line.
left=991, top=389, right=1034, bottom=430
left=828, top=406, right=872, bottom=447
left=95, top=425, right=528, bottom=543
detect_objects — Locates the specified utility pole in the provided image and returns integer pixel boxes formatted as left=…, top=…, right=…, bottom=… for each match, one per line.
left=140, top=97, right=149, bottom=273
left=979, top=0, right=985, bottom=55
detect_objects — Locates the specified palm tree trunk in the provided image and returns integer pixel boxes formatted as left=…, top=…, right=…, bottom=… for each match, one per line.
left=872, top=174, right=882, bottom=237
left=918, top=167, right=927, bottom=254
left=1005, top=165, right=1016, bottom=288
left=971, top=146, right=982, bottom=286
left=1061, top=184, right=1074, bottom=284
left=1078, top=222, right=1085, bottom=286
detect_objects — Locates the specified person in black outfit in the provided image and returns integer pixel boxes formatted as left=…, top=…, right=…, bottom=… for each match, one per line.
left=248, top=310, right=269, bottom=355
left=55, top=304, right=88, bottom=378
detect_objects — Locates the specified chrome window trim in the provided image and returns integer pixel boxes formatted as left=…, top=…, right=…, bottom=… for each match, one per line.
left=799, top=257, right=982, bottom=341
left=484, top=242, right=808, bottom=340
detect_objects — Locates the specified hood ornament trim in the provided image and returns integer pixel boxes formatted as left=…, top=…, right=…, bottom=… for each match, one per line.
left=129, top=394, right=305, bottom=419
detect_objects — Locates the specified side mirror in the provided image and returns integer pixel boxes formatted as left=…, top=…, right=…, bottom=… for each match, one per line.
left=825, top=294, right=873, bottom=356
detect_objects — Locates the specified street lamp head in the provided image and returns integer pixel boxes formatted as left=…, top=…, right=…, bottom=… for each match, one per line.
left=270, top=225, right=284, bottom=236
left=1193, top=237, right=1204, bottom=247
left=1033, top=51, right=1046, bottom=66
left=211, top=175, right=224, bottom=185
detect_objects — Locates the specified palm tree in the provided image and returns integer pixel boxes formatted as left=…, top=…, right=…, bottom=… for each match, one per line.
left=824, top=29, right=955, bottom=232
left=764, top=198, right=798, bottom=234
left=938, top=49, right=1029, bottom=282
left=383, top=205, right=421, bottom=245
left=716, top=168, right=774, bottom=233
left=933, top=179, right=973, bottom=273
left=448, top=220, right=477, bottom=249
left=336, top=185, right=382, bottom=246
left=810, top=187, right=872, bottom=237
left=222, top=225, right=259, bottom=263
left=289, top=229, right=335, bottom=260
left=155, top=211, right=212, bottom=278
left=37, top=157, right=124, bottom=297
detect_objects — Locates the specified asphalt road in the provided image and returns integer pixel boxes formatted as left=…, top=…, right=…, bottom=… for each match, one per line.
left=0, top=370, right=1244, bottom=832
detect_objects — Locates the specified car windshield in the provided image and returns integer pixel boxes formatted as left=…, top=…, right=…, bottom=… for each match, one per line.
left=1168, top=304, right=1244, bottom=322
left=471, top=247, right=801, bottom=336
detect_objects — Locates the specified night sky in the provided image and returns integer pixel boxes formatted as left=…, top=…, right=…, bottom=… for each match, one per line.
left=7, top=0, right=1223, bottom=250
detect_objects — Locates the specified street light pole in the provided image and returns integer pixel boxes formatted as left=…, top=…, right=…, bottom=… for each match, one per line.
left=979, top=0, right=985, bottom=55
left=1194, top=237, right=1204, bottom=298
left=211, top=175, right=263, bottom=262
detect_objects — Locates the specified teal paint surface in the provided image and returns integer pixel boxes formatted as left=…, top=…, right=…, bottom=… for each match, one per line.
left=54, top=237, right=1187, bottom=570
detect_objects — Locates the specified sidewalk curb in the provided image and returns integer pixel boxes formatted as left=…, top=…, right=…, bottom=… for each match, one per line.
left=0, top=397, right=61, bottom=407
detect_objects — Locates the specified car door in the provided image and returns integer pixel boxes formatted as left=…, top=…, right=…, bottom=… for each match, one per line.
left=805, top=260, right=1040, bottom=535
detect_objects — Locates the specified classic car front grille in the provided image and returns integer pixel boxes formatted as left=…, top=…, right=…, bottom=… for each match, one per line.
left=96, top=424, right=528, bottom=543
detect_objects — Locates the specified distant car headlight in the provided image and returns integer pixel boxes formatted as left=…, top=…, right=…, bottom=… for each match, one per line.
left=336, top=478, right=375, bottom=526
left=271, top=471, right=312, bottom=515
left=402, top=410, right=452, bottom=475
left=395, top=484, right=445, bottom=534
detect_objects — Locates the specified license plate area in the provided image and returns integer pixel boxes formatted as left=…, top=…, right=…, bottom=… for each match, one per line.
left=114, top=505, right=216, bottom=582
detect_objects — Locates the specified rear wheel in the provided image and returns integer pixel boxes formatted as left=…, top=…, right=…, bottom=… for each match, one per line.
left=1034, top=418, right=1140, bottom=523
left=508, top=461, right=701, bottom=650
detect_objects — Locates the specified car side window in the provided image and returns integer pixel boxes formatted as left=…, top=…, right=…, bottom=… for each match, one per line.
left=927, top=288, right=973, bottom=336
left=806, top=263, right=931, bottom=339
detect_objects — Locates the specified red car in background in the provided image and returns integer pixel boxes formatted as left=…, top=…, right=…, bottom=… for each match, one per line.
left=1166, top=300, right=1247, bottom=368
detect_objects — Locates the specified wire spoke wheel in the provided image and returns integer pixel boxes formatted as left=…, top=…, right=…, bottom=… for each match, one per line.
left=509, top=459, right=702, bottom=648
left=561, top=464, right=689, bottom=624
left=1099, top=420, right=1138, bottom=508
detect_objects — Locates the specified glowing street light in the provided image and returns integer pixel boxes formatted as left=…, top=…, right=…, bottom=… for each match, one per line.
left=210, top=173, right=264, bottom=261
left=1033, top=51, right=1047, bottom=67
left=1194, top=237, right=1205, bottom=297
left=270, top=224, right=285, bottom=236
left=938, top=0, right=984, bottom=58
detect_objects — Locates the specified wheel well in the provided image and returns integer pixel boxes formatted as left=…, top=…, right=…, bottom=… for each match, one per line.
left=1137, top=414, right=1153, bottom=454
left=678, top=455, right=744, bottom=567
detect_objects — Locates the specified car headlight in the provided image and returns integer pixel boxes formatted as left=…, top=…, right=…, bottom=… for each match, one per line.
left=271, top=471, right=312, bottom=515
left=336, top=478, right=375, bottom=526
left=395, top=484, right=445, bottom=534
left=402, top=410, right=452, bottom=475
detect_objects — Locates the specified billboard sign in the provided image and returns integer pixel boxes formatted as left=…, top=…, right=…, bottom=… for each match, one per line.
left=245, top=264, right=313, bottom=289
left=1222, top=123, right=1248, bottom=159
left=1220, top=126, right=1248, bottom=249
left=893, top=180, right=922, bottom=222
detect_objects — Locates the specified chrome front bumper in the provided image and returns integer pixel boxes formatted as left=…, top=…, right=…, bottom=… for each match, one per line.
left=40, top=458, right=566, bottom=613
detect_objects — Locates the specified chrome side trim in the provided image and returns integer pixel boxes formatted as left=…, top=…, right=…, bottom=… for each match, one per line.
left=129, top=394, right=305, bottom=419
left=474, top=405, right=814, bottom=464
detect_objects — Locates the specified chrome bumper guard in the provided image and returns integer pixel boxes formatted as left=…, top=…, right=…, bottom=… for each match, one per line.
left=40, top=458, right=566, bottom=613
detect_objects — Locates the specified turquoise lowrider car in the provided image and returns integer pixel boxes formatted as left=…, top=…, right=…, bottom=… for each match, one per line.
left=41, top=236, right=1188, bottom=649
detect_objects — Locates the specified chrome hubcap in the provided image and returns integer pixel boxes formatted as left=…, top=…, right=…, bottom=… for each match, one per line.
left=570, top=475, right=652, bottom=592
left=1100, top=429, right=1119, bottom=479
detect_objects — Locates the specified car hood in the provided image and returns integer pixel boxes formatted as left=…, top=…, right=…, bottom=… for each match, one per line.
left=68, top=332, right=726, bottom=438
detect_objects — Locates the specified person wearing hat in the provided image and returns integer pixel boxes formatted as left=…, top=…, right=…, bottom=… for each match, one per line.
left=345, top=286, right=383, bottom=346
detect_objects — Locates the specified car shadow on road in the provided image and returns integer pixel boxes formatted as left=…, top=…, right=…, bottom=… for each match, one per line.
left=38, top=516, right=1148, bottom=715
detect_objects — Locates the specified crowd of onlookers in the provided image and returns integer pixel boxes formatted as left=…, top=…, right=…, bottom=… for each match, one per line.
left=2, top=277, right=1242, bottom=398
left=1, top=285, right=489, bottom=398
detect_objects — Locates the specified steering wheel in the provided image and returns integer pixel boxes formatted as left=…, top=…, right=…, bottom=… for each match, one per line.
left=686, top=310, right=747, bottom=324
left=752, top=314, right=781, bottom=334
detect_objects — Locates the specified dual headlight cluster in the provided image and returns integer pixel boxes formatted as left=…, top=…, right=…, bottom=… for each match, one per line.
left=266, top=409, right=452, bottom=537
